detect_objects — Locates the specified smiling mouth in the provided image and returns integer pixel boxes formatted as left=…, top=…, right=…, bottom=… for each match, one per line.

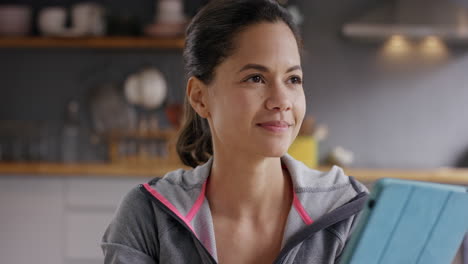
left=256, top=121, right=292, bottom=133
left=257, top=120, right=293, bottom=126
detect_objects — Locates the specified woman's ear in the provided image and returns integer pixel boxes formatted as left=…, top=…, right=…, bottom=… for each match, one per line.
left=187, top=76, right=210, bottom=118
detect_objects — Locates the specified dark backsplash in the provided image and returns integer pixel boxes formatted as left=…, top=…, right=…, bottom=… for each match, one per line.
left=2, top=0, right=468, bottom=168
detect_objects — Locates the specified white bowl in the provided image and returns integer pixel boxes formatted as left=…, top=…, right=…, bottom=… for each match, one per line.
left=139, top=68, right=167, bottom=110
left=37, top=7, right=68, bottom=36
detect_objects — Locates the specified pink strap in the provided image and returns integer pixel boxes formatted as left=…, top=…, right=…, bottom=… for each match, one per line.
left=284, top=162, right=314, bottom=225
left=143, top=183, right=197, bottom=235
left=186, top=181, right=207, bottom=222
left=145, top=163, right=313, bottom=235
left=293, top=192, right=314, bottom=225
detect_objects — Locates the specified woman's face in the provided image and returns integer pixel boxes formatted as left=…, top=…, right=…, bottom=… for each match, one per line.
left=205, top=22, right=306, bottom=158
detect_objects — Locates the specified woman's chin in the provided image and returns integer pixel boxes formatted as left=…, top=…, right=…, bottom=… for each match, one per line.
left=256, top=145, right=290, bottom=158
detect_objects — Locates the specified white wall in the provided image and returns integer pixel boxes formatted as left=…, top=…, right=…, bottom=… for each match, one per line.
left=299, top=0, right=468, bottom=168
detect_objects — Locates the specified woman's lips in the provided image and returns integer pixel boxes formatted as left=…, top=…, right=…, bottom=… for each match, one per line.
left=257, top=120, right=292, bottom=133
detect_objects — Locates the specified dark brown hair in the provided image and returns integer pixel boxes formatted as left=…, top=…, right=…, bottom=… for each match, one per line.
left=177, top=0, right=303, bottom=168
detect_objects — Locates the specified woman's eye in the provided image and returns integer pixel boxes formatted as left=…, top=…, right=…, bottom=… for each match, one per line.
left=289, top=76, right=303, bottom=84
left=245, top=75, right=264, bottom=83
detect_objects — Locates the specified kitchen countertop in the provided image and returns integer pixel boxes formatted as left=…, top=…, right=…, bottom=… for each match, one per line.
left=0, top=162, right=467, bottom=184
left=0, top=162, right=188, bottom=178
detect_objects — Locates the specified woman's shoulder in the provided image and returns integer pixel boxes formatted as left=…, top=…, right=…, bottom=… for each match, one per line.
left=149, top=159, right=213, bottom=189
left=322, top=165, right=369, bottom=194
left=102, top=184, right=160, bottom=260
left=283, top=154, right=368, bottom=195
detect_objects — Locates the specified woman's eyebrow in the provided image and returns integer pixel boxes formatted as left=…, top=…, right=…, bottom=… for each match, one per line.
left=238, top=64, right=302, bottom=73
left=238, top=63, right=269, bottom=73
left=286, top=65, right=302, bottom=73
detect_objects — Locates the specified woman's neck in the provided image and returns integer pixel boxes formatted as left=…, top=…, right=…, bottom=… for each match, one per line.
left=206, top=150, right=292, bottom=222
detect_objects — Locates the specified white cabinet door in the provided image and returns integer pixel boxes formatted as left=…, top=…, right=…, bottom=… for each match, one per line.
left=63, top=177, right=150, bottom=263
left=65, top=210, right=115, bottom=260
left=0, top=175, right=152, bottom=264
left=0, top=176, right=64, bottom=264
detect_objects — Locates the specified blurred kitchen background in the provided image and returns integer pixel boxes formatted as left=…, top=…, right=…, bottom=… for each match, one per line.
left=0, top=0, right=467, bottom=263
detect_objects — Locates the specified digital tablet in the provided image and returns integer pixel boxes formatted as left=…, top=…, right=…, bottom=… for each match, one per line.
left=339, top=178, right=468, bottom=264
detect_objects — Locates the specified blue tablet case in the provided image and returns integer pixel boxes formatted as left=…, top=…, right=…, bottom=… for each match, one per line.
left=339, top=178, right=468, bottom=264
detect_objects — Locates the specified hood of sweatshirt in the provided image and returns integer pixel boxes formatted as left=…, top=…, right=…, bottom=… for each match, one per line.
left=142, top=153, right=368, bottom=261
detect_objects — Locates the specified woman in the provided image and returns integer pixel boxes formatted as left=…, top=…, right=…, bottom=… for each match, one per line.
left=102, top=0, right=368, bottom=263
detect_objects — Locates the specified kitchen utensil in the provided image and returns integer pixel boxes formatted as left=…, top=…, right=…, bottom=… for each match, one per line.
left=145, top=0, right=187, bottom=36
left=124, top=68, right=168, bottom=132
left=89, top=83, right=138, bottom=134
left=139, top=68, right=167, bottom=110
left=124, top=73, right=142, bottom=105
left=165, top=103, right=183, bottom=129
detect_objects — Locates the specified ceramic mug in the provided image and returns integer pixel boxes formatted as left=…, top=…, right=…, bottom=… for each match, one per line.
left=0, top=5, right=32, bottom=36
left=70, top=2, right=105, bottom=36
left=38, top=7, right=68, bottom=36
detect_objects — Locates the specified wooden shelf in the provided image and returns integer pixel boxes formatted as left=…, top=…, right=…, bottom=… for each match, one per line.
left=0, top=162, right=189, bottom=177
left=0, top=162, right=467, bottom=184
left=0, top=36, right=185, bottom=49
left=319, top=166, right=468, bottom=185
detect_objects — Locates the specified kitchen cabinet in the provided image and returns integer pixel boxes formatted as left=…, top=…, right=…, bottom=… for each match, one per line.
left=0, top=175, right=150, bottom=264
left=0, top=176, right=63, bottom=264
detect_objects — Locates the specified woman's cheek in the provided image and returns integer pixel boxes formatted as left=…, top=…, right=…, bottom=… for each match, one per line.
left=296, top=89, right=306, bottom=111
left=230, top=92, right=256, bottom=114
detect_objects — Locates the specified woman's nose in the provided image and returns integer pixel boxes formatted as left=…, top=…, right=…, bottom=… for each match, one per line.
left=265, top=82, right=292, bottom=111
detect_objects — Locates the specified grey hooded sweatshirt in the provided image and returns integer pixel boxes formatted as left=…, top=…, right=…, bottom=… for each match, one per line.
left=101, top=154, right=369, bottom=264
